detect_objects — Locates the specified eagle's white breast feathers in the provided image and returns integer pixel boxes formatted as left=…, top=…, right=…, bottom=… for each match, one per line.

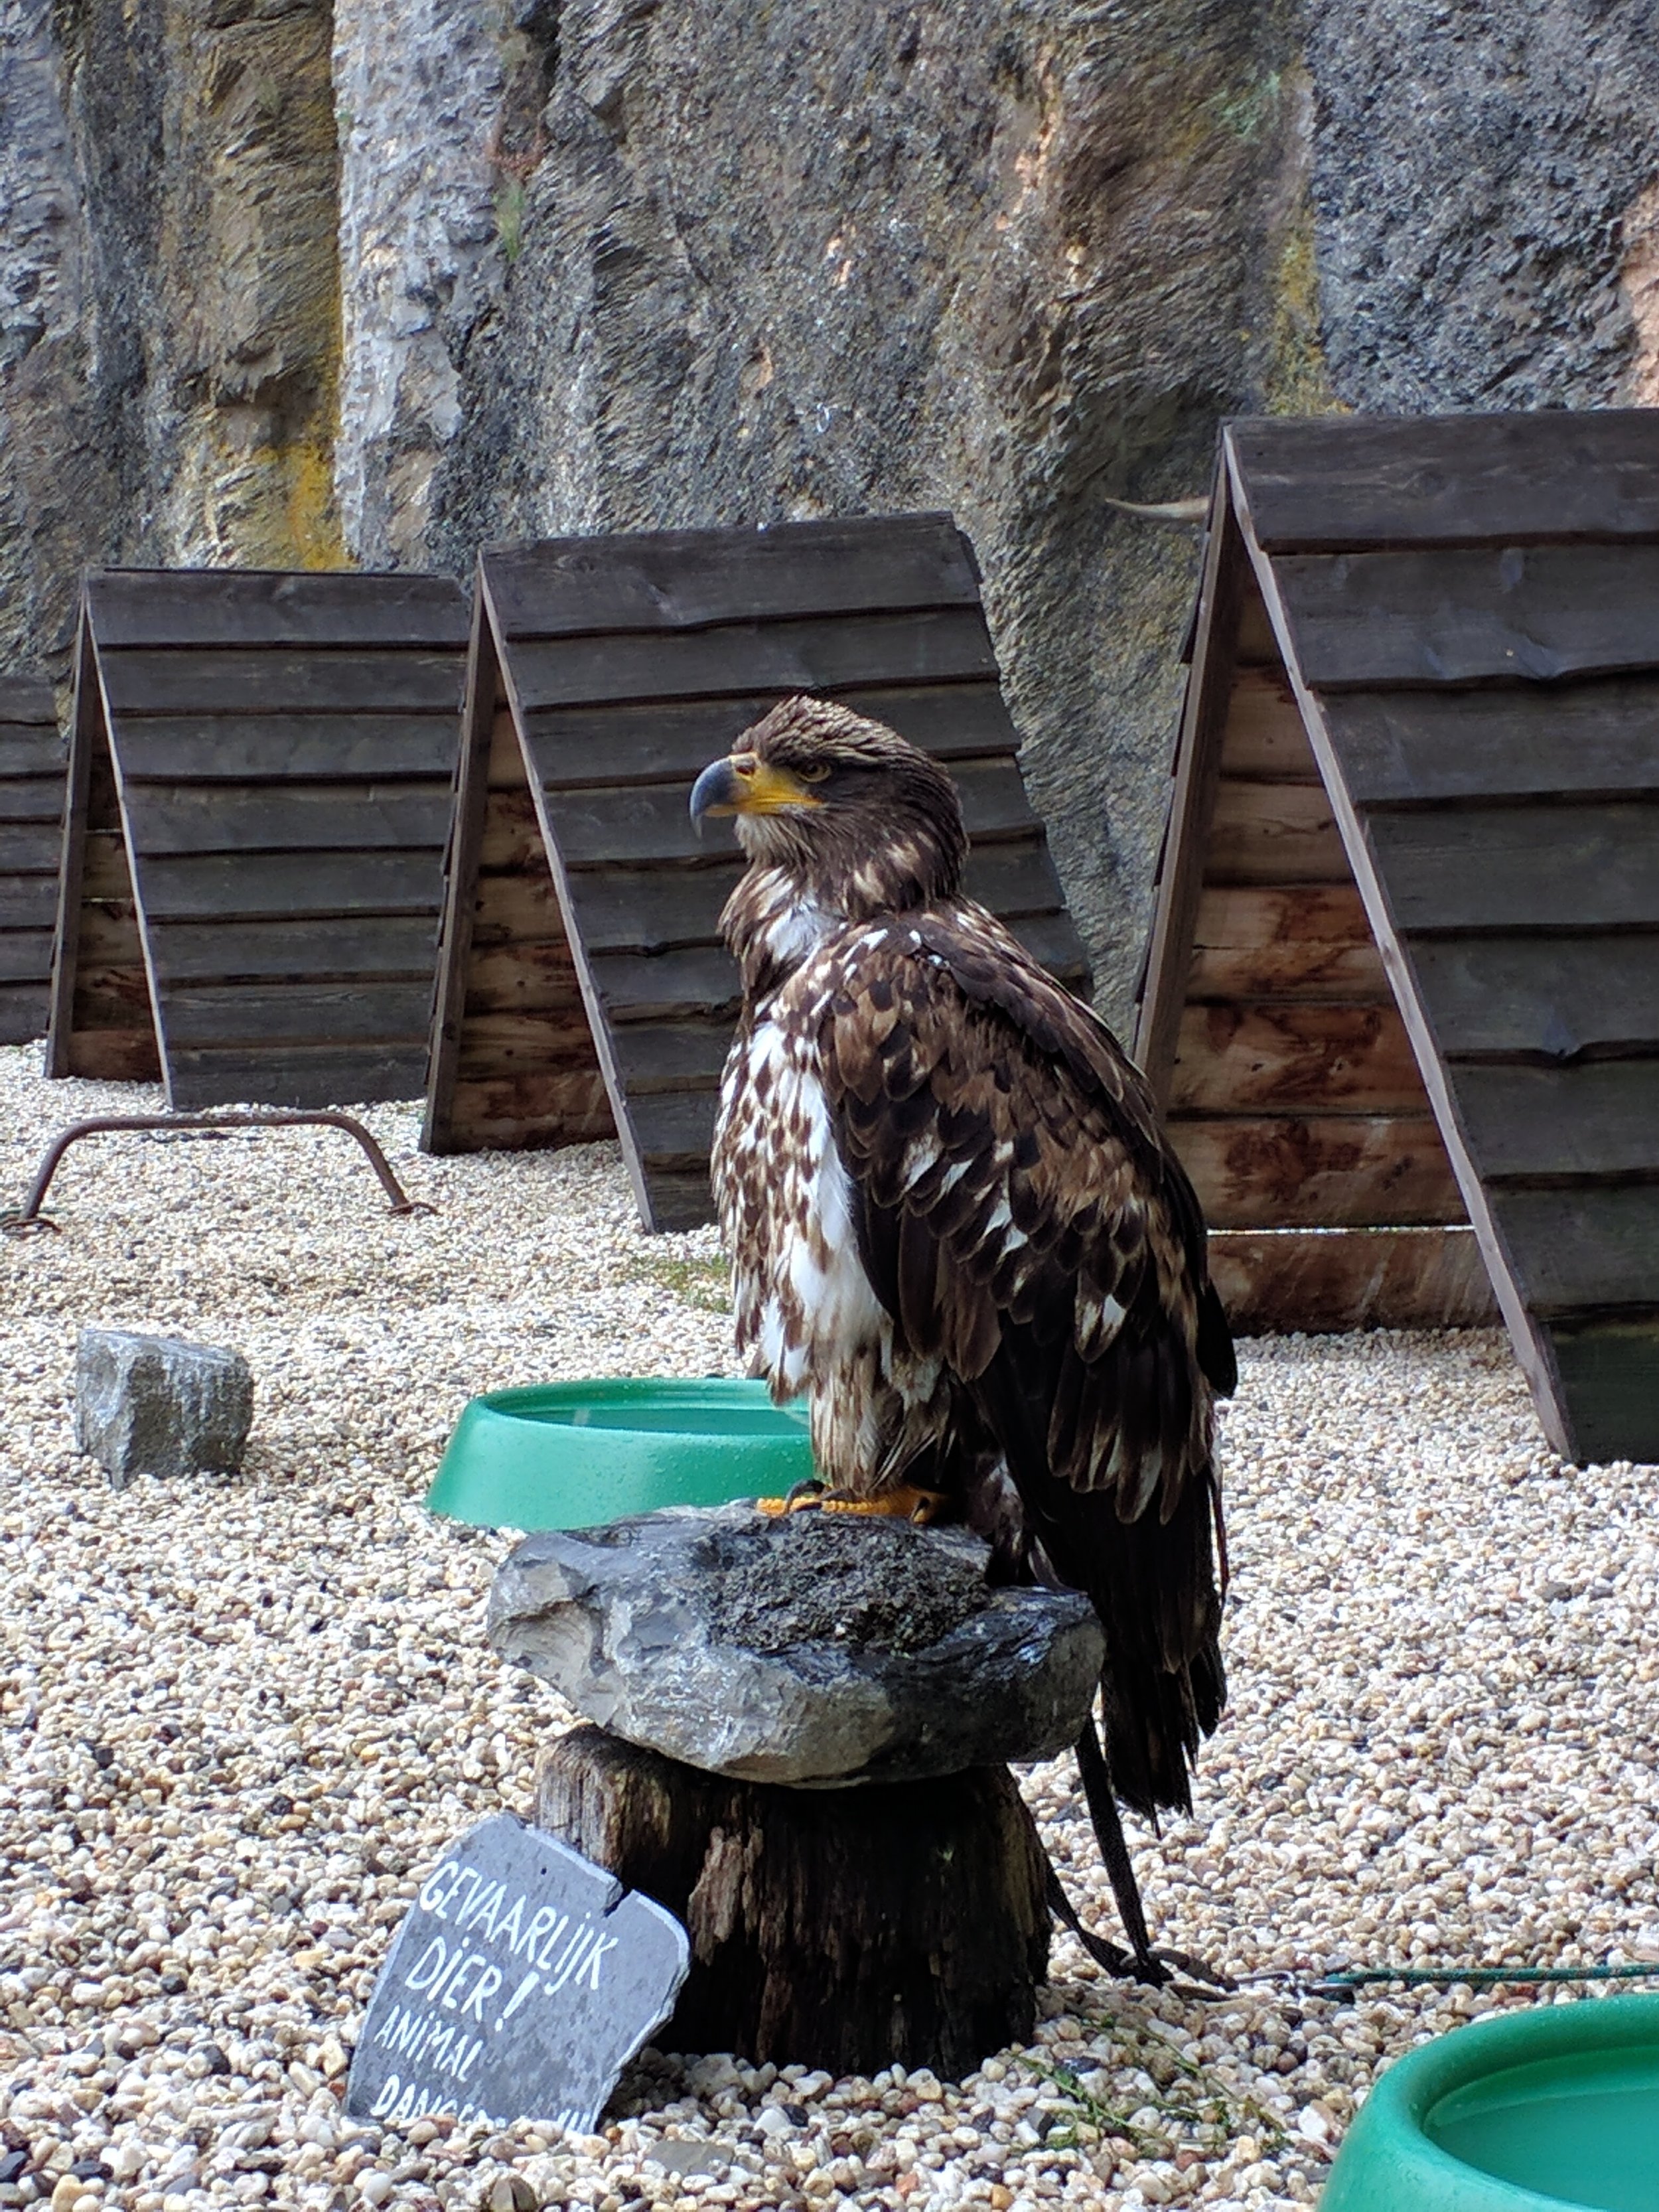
left=711, top=911, right=950, bottom=1494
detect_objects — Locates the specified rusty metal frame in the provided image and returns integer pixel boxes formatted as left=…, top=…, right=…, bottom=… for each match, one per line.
left=2, top=1111, right=435, bottom=1236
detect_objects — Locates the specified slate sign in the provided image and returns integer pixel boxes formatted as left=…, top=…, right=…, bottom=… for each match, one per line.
left=346, top=1814, right=689, bottom=2132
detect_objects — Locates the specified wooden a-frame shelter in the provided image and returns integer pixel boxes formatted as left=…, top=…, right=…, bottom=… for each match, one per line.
left=0, top=673, right=65, bottom=1045
left=1137, top=411, right=1659, bottom=1465
left=50, top=569, right=469, bottom=1108
left=423, top=514, right=1090, bottom=1231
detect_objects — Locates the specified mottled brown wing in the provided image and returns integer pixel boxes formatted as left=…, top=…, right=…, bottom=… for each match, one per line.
left=814, top=902, right=1232, bottom=1814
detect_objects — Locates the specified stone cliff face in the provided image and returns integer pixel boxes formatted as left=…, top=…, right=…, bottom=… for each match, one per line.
left=4, top=0, right=1657, bottom=1017
left=3, top=0, right=343, bottom=668
left=419, top=0, right=1317, bottom=1018
left=1309, top=1, right=1659, bottom=415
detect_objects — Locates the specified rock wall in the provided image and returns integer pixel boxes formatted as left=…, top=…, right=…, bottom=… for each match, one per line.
left=1, top=0, right=143, bottom=672
left=332, top=0, right=527, bottom=568
left=1, top=0, right=343, bottom=672
left=4, top=0, right=1658, bottom=1017
left=422, top=0, right=1319, bottom=1023
left=1308, top=0, right=1659, bottom=414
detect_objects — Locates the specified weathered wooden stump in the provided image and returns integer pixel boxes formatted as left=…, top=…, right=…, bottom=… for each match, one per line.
left=538, top=1725, right=1049, bottom=2077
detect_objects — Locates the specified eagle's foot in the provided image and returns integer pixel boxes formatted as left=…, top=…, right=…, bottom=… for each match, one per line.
left=818, top=1483, right=952, bottom=1525
left=754, top=1479, right=827, bottom=1517
left=754, top=1482, right=950, bottom=1524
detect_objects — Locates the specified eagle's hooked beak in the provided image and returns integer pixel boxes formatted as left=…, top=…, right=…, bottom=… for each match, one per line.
left=689, top=751, right=825, bottom=836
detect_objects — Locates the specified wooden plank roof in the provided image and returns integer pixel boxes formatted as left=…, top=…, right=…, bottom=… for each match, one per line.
left=1139, top=411, right=1659, bottom=1465
left=0, top=672, right=65, bottom=1047
left=423, top=514, right=1090, bottom=1230
left=48, top=569, right=469, bottom=1108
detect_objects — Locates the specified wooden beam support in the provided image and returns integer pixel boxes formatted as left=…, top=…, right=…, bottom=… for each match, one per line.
left=1133, top=477, right=1248, bottom=1100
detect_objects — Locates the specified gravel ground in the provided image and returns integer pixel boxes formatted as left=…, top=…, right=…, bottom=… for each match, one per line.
left=3, top=1041, right=1657, bottom=2212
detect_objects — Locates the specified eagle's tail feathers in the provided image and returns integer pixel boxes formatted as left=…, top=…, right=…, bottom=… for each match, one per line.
left=977, top=1325, right=1225, bottom=1822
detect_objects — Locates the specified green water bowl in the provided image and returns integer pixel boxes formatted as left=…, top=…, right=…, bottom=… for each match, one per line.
left=424, top=1378, right=814, bottom=1530
left=1323, top=1993, right=1659, bottom=2212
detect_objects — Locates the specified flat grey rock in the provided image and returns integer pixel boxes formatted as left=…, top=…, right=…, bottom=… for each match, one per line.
left=488, top=1506, right=1105, bottom=1787
left=74, top=1328, right=253, bottom=1488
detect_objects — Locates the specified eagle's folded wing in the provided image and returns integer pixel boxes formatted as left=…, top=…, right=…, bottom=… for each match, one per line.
left=814, top=902, right=1231, bottom=1812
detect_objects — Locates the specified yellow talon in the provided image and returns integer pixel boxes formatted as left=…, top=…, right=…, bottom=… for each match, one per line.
left=822, top=1485, right=952, bottom=1525
left=753, top=1484, right=950, bottom=1524
left=755, top=1482, right=826, bottom=1517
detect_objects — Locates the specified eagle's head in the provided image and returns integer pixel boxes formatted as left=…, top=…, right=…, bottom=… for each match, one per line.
left=689, top=696, right=968, bottom=919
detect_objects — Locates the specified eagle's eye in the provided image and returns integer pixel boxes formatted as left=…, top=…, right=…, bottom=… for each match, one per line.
left=797, top=761, right=831, bottom=783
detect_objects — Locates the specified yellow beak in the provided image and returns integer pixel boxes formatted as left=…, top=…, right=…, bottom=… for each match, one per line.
left=688, top=751, right=825, bottom=824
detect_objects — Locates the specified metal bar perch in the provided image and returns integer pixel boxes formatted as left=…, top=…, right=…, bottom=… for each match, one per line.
left=1, top=1111, right=434, bottom=1236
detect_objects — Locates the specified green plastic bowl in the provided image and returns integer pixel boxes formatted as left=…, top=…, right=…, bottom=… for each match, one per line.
left=1323, top=1994, right=1659, bottom=2212
left=424, top=1378, right=814, bottom=1530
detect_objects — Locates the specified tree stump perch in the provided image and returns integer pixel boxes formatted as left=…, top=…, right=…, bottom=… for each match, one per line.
left=538, top=1725, right=1050, bottom=2077
left=498, top=1511, right=1100, bottom=2076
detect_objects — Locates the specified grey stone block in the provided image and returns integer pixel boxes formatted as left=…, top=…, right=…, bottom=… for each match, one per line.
left=74, top=1329, right=254, bottom=1488
left=488, top=1504, right=1106, bottom=1787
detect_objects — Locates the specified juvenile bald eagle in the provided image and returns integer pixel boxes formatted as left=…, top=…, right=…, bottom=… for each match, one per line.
left=690, top=697, right=1235, bottom=1981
